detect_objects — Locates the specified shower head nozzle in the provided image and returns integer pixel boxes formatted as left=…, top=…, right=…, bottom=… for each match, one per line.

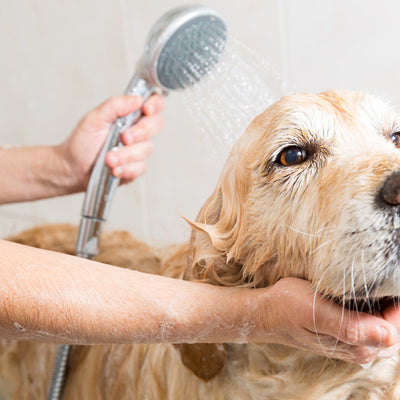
left=139, top=5, right=227, bottom=91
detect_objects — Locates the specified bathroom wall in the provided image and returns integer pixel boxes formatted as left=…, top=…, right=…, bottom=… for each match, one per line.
left=1, top=0, right=400, bottom=245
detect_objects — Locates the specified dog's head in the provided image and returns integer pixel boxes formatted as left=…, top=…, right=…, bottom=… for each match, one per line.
left=178, top=89, right=400, bottom=380
left=187, top=89, right=400, bottom=303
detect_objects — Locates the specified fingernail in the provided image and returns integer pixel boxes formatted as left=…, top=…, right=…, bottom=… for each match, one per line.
left=378, top=326, right=397, bottom=347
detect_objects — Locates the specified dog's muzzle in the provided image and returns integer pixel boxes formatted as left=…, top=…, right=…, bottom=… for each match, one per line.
left=380, top=170, right=400, bottom=206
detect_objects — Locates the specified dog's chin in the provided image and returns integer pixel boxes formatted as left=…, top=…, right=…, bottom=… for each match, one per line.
left=335, top=296, right=400, bottom=315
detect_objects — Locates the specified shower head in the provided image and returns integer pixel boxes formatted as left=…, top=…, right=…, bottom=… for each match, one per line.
left=132, top=4, right=227, bottom=91
left=77, top=5, right=227, bottom=259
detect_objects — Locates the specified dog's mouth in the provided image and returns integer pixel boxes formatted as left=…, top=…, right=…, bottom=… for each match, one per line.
left=338, top=296, right=400, bottom=315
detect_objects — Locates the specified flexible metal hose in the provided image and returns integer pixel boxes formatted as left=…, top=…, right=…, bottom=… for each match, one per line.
left=47, top=344, right=71, bottom=400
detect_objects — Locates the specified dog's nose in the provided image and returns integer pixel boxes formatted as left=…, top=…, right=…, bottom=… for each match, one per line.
left=380, top=170, right=400, bottom=205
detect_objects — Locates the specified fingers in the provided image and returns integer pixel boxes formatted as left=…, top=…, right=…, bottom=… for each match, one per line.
left=258, top=277, right=400, bottom=365
left=90, top=95, right=144, bottom=124
left=271, top=278, right=399, bottom=356
left=383, top=303, right=400, bottom=332
left=100, top=94, right=164, bottom=181
left=305, top=296, right=398, bottom=350
left=105, top=141, right=153, bottom=180
left=121, top=94, right=164, bottom=145
left=310, top=297, right=399, bottom=349
left=298, top=312, right=398, bottom=363
left=87, top=93, right=164, bottom=126
left=120, top=113, right=165, bottom=145
left=297, top=330, right=378, bottom=364
left=142, top=94, right=164, bottom=116
left=307, top=334, right=400, bottom=364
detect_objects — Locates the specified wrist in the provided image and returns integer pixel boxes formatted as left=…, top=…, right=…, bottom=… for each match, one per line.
left=167, top=284, right=275, bottom=344
left=0, top=145, right=86, bottom=204
left=52, top=143, right=87, bottom=194
left=231, top=286, right=276, bottom=343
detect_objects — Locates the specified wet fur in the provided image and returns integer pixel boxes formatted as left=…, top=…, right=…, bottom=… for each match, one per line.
left=2, top=90, right=400, bottom=399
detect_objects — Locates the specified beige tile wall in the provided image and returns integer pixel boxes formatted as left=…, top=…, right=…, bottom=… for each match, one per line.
left=1, top=0, right=400, bottom=245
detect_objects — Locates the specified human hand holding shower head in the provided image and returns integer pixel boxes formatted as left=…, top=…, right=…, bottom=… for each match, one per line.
left=76, top=4, right=227, bottom=259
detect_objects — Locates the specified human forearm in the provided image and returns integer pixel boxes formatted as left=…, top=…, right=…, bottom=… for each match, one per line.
left=0, top=239, right=262, bottom=344
left=2, top=239, right=400, bottom=364
left=0, top=145, right=78, bottom=204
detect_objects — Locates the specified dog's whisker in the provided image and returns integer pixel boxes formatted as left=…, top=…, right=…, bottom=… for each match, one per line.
left=310, top=236, right=341, bottom=255
left=350, top=258, right=361, bottom=318
left=368, top=271, right=382, bottom=315
left=360, top=251, right=373, bottom=314
left=286, top=226, right=330, bottom=238
left=287, top=225, right=353, bottom=238
left=312, top=263, right=339, bottom=359
left=327, top=264, right=347, bottom=359
left=328, top=266, right=348, bottom=359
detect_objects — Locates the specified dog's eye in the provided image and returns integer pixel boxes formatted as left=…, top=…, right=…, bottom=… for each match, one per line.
left=277, top=147, right=308, bottom=166
left=390, top=132, right=400, bottom=148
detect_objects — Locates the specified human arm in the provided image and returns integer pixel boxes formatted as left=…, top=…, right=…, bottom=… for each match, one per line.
left=0, top=238, right=261, bottom=345
left=0, top=95, right=164, bottom=204
left=0, top=238, right=398, bottom=365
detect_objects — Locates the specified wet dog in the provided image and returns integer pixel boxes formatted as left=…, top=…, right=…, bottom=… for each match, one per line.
left=2, top=90, right=400, bottom=399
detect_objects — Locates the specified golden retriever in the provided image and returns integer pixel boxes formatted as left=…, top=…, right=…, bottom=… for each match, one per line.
left=2, top=89, right=400, bottom=399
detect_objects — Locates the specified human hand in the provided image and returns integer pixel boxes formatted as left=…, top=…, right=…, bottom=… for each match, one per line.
left=57, top=94, right=164, bottom=191
left=253, top=277, right=400, bottom=364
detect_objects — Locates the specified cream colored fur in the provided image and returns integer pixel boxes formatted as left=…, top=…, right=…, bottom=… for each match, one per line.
left=2, top=90, right=400, bottom=399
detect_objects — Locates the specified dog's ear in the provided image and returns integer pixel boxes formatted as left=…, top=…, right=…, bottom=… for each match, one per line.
left=191, top=144, right=251, bottom=253
left=183, top=144, right=253, bottom=285
left=174, top=343, right=227, bottom=381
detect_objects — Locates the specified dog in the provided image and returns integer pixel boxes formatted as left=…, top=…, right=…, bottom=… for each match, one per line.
left=1, top=89, right=400, bottom=399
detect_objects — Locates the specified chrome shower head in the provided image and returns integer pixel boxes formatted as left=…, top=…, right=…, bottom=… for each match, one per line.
left=77, top=4, right=228, bottom=259
left=136, top=4, right=227, bottom=91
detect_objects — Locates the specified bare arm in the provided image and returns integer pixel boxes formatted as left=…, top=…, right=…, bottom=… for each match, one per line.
left=0, top=95, right=164, bottom=204
left=0, top=239, right=398, bottom=364
left=0, top=145, right=75, bottom=203
left=0, top=239, right=256, bottom=344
